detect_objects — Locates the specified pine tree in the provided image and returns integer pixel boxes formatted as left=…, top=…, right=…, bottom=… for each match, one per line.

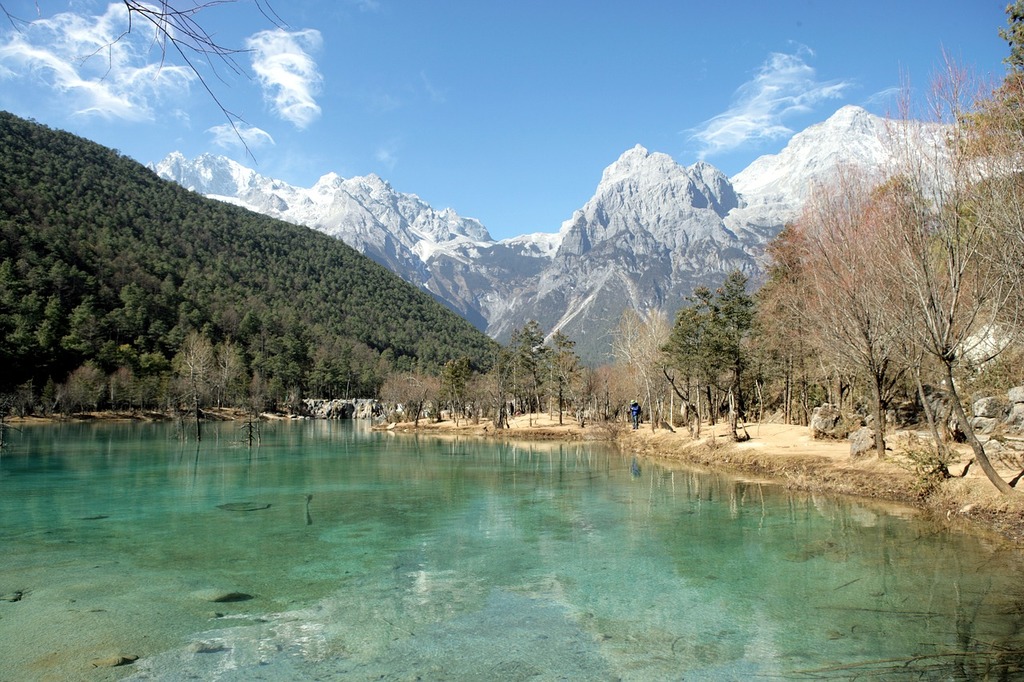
left=1000, top=1, right=1024, bottom=72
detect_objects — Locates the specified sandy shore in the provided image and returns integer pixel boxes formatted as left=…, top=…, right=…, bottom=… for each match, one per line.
left=382, top=413, right=1024, bottom=544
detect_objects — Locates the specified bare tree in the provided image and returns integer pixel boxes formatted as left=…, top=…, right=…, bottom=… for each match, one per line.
left=967, top=69, right=1024, bottom=335
left=174, top=331, right=214, bottom=441
left=380, top=372, right=439, bottom=427
left=613, top=308, right=670, bottom=432
left=2, top=1, right=283, bottom=155
left=61, top=362, right=106, bottom=414
left=796, top=167, right=910, bottom=456
left=882, top=56, right=1018, bottom=493
left=213, top=340, right=246, bottom=407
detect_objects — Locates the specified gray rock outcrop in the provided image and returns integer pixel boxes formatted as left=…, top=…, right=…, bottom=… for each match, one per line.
left=848, top=426, right=877, bottom=458
left=302, top=398, right=378, bottom=419
left=811, top=405, right=861, bottom=440
left=1007, top=387, right=1024, bottom=432
left=973, top=396, right=1006, bottom=419
left=971, top=396, right=1005, bottom=435
left=970, top=387, right=1024, bottom=435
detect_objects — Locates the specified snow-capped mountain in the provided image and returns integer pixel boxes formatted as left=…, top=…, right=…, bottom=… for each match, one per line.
left=153, top=151, right=550, bottom=329
left=155, top=151, right=497, bottom=261
left=154, top=105, right=917, bottom=361
left=488, top=146, right=769, bottom=359
left=733, top=105, right=892, bottom=202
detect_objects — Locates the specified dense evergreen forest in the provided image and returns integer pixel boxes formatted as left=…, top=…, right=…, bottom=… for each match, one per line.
left=0, top=111, right=497, bottom=411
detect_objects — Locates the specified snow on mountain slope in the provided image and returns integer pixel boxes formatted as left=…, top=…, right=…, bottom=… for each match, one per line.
left=155, top=104, right=927, bottom=359
left=154, top=152, right=494, bottom=255
left=487, top=144, right=769, bottom=358
left=152, top=152, right=553, bottom=331
left=727, top=104, right=948, bottom=231
left=732, top=105, right=892, bottom=203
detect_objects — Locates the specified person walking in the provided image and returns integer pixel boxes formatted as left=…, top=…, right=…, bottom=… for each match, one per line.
left=630, top=400, right=641, bottom=430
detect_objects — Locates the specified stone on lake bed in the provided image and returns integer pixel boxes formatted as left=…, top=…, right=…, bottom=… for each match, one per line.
left=191, top=588, right=255, bottom=603
left=216, top=502, right=271, bottom=511
left=90, top=654, right=138, bottom=668
left=189, top=640, right=229, bottom=653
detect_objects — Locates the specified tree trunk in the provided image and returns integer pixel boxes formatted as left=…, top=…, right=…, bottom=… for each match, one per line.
left=728, top=388, right=738, bottom=440
left=942, top=361, right=1013, bottom=494
left=693, top=379, right=702, bottom=439
left=870, top=369, right=886, bottom=457
left=647, top=384, right=655, bottom=433
left=194, top=397, right=202, bottom=442
left=191, top=376, right=202, bottom=443
left=914, top=365, right=950, bottom=464
left=784, top=365, right=792, bottom=425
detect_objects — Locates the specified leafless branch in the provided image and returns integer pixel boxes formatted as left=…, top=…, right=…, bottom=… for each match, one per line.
left=0, top=1, right=283, bottom=161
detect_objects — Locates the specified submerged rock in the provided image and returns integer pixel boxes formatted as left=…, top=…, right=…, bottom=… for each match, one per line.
left=90, top=654, right=138, bottom=668
left=216, top=502, right=271, bottom=511
left=191, top=589, right=255, bottom=603
left=189, top=640, right=230, bottom=654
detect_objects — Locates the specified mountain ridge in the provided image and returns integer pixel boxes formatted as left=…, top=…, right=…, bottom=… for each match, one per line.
left=154, top=105, right=923, bottom=361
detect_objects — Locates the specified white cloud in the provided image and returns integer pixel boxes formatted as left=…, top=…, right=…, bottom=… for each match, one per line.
left=0, top=2, right=195, bottom=120
left=375, top=144, right=398, bottom=170
left=246, top=28, right=323, bottom=129
left=690, top=47, right=850, bottom=158
left=865, top=86, right=900, bottom=112
left=207, top=122, right=276, bottom=150
left=421, top=71, right=445, bottom=103
left=367, top=90, right=402, bottom=113
left=352, top=0, right=382, bottom=11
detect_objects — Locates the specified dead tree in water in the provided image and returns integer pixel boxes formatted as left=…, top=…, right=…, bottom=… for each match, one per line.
left=174, top=332, right=213, bottom=442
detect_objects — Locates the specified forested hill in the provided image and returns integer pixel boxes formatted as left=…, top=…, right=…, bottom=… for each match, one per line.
left=0, top=111, right=497, bottom=403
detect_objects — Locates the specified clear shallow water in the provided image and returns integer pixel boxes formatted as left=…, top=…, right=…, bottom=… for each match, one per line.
left=1, top=421, right=1023, bottom=681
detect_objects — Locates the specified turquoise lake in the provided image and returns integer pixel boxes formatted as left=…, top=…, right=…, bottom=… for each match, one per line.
left=1, top=420, right=1023, bottom=681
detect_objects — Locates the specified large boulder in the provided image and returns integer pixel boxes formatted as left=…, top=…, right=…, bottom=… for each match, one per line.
left=970, top=397, right=1003, bottom=434
left=1008, top=403, right=1024, bottom=430
left=1008, top=386, right=1024, bottom=404
left=973, top=396, right=1006, bottom=419
left=810, top=405, right=861, bottom=440
left=971, top=416, right=1001, bottom=435
left=848, top=426, right=877, bottom=458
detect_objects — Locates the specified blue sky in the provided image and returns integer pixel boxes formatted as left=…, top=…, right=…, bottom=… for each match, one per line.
left=0, top=1, right=1013, bottom=240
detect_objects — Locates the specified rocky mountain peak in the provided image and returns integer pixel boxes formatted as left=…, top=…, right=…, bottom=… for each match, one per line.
left=731, top=104, right=891, bottom=206
left=154, top=105, right=931, bottom=361
left=312, top=172, right=344, bottom=191
left=599, top=144, right=681, bottom=188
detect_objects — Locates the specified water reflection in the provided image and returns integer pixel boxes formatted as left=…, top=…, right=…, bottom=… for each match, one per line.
left=0, top=421, right=1022, bottom=680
